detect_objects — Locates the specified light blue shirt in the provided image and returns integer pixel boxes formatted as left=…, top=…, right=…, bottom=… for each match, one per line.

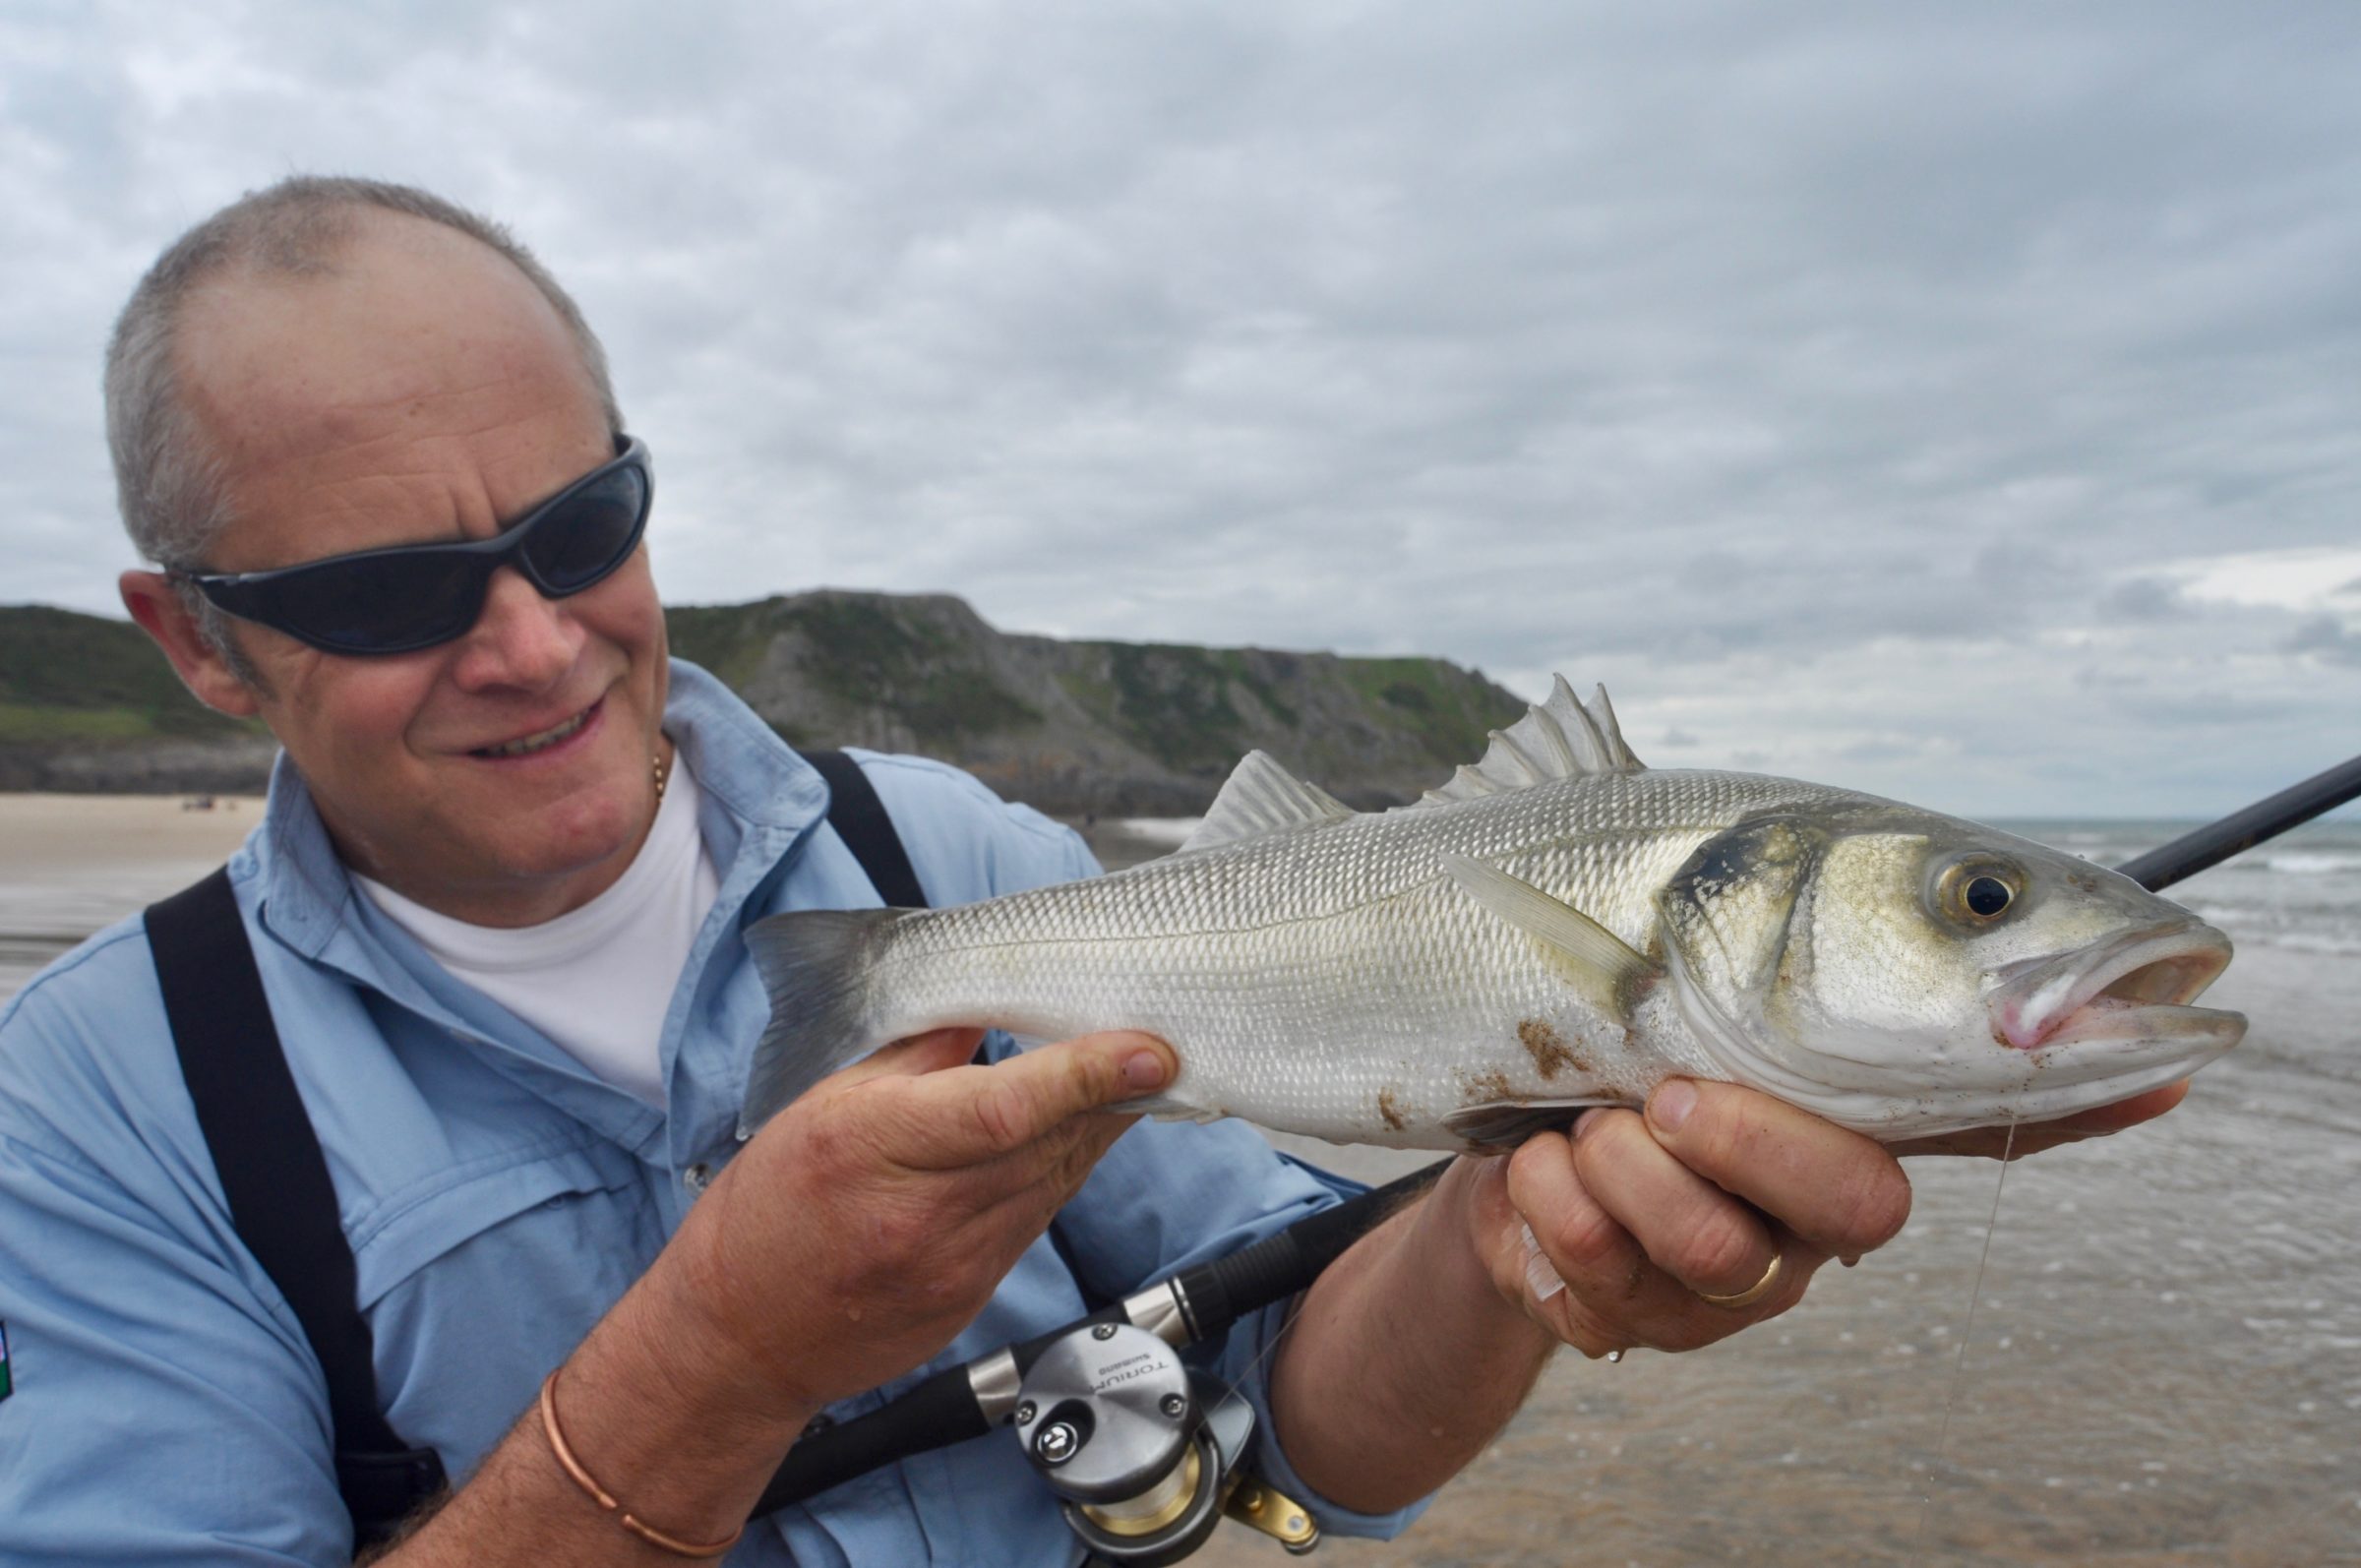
left=0, top=661, right=1421, bottom=1565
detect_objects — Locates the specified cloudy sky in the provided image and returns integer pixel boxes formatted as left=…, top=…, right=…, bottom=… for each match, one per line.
left=4, top=1, right=2357, bottom=816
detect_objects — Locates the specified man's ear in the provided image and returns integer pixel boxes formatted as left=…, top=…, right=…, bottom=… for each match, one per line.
left=119, top=570, right=264, bottom=719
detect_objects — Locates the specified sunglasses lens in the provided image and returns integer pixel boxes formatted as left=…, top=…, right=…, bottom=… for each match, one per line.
left=272, top=552, right=487, bottom=652
left=525, top=464, right=648, bottom=593
left=196, top=442, right=651, bottom=654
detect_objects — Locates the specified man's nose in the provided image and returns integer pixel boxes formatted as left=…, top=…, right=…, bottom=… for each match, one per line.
left=450, top=566, right=581, bottom=691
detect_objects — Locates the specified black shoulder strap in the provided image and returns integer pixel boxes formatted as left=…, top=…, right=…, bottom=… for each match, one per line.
left=146, top=869, right=446, bottom=1549
left=804, top=749, right=928, bottom=908
left=802, top=749, right=1114, bottom=1315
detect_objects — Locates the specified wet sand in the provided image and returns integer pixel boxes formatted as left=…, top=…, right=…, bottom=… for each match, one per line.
left=0, top=794, right=263, bottom=995
left=0, top=791, right=263, bottom=874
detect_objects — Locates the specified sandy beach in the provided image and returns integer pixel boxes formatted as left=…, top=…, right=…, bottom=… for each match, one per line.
left=0, top=792, right=263, bottom=877
left=0, top=794, right=265, bottom=995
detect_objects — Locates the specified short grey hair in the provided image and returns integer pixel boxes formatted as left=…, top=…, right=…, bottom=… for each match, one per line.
left=103, top=175, right=625, bottom=674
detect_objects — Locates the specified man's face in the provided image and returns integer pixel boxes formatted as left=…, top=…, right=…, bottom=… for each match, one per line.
left=160, top=214, right=670, bottom=926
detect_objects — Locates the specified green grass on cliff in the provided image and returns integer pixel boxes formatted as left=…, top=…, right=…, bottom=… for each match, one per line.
left=787, top=597, right=1040, bottom=739
left=1105, top=642, right=1252, bottom=768
left=668, top=596, right=1041, bottom=744
left=0, top=606, right=258, bottom=745
left=6, top=594, right=1518, bottom=809
left=1341, top=657, right=1515, bottom=765
left=662, top=600, right=776, bottom=692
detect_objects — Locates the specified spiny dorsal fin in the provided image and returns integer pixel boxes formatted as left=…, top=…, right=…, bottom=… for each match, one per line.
left=1416, top=675, right=1644, bottom=807
left=1442, top=854, right=1658, bottom=1025
left=1178, top=751, right=1358, bottom=854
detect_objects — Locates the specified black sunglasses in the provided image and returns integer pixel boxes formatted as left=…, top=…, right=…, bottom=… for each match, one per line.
left=172, top=437, right=654, bottom=656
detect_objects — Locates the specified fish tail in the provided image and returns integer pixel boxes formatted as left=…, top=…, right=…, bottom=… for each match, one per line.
left=739, top=907, right=906, bottom=1135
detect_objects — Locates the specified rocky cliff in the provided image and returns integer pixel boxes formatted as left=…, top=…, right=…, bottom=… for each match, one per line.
left=1, top=595, right=1525, bottom=814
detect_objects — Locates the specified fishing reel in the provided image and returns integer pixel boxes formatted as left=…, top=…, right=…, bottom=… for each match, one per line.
left=1011, top=1321, right=1319, bottom=1564
left=754, top=1163, right=1454, bottom=1549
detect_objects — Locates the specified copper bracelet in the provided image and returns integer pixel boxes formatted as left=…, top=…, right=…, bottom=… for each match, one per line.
left=538, top=1368, right=746, bottom=1559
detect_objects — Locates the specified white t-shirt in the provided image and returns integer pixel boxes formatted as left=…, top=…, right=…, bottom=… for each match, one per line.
left=354, top=756, right=721, bottom=1106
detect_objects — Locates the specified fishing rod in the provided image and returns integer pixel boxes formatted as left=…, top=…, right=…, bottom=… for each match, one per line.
left=2111, top=750, right=2361, bottom=893
left=746, top=749, right=2359, bottom=1562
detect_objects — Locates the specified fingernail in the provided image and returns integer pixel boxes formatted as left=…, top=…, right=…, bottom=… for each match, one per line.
left=1520, top=1222, right=1567, bottom=1303
left=1121, top=1050, right=1170, bottom=1091
left=1649, top=1079, right=1698, bottom=1133
left=1841, top=1253, right=1861, bottom=1268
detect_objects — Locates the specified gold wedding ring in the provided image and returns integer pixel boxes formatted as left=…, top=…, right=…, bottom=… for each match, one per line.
left=1696, top=1251, right=1783, bottom=1309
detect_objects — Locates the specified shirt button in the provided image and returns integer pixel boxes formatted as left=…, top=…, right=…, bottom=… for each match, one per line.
left=683, top=1162, right=713, bottom=1193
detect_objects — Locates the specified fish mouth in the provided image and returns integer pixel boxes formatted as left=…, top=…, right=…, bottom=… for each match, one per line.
left=1988, top=921, right=2240, bottom=1054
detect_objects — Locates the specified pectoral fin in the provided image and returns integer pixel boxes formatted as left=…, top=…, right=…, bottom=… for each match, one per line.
left=1442, top=854, right=1659, bottom=1025
left=1442, top=1098, right=1623, bottom=1151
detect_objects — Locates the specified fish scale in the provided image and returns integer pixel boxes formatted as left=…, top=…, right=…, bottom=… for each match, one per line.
left=845, top=769, right=1828, bottom=1144
left=744, top=678, right=2245, bottom=1148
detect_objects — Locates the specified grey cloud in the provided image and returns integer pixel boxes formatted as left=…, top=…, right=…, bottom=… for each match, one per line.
left=2100, top=576, right=2190, bottom=622
left=2284, top=615, right=2361, bottom=666
left=5, top=0, right=2360, bottom=814
left=1836, top=737, right=1928, bottom=764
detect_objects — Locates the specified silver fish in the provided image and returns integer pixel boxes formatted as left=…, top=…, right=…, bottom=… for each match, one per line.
left=744, top=678, right=2245, bottom=1149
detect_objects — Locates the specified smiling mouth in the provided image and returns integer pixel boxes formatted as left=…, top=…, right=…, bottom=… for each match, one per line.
left=471, top=702, right=596, bottom=759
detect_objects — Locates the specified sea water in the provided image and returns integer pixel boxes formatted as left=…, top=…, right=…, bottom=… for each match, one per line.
left=6, top=815, right=2357, bottom=1562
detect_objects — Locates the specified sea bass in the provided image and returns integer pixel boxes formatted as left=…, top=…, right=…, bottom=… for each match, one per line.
left=743, top=678, right=2245, bottom=1149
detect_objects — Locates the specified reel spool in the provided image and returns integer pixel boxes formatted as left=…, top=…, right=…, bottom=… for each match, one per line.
left=1012, top=1322, right=1317, bottom=1564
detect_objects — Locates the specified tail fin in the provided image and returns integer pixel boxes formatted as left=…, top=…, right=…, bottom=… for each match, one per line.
left=739, top=908, right=905, bottom=1136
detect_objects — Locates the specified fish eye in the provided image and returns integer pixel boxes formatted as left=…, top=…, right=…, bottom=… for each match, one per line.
left=1932, top=856, right=2025, bottom=927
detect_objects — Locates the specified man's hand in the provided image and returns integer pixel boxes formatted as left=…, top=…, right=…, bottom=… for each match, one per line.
left=1471, top=1076, right=2190, bottom=1358
left=1465, top=1079, right=1913, bottom=1359
left=650, top=1026, right=1176, bottom=1424
left=381, top=1031, right=1175, bottom=1564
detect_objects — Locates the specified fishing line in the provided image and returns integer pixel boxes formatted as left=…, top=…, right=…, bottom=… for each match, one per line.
left=1200, top=1282, right=1299, bottom=1426
left=1193, top=1205, right=1376, bottom=1428
left=1911, top=1114, right=2019, bottom=1551
left=1195, top=1165, right=1439, bottom=1432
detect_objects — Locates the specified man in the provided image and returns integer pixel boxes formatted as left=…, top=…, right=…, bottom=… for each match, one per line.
left=0, top=178, right=2180, bottom=1565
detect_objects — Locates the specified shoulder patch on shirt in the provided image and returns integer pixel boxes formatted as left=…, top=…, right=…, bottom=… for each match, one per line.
left=1, top=1320, right=13, bottom=1402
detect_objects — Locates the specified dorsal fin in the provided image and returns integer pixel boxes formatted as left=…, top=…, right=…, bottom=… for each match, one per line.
left=1179, top=751, right=1358, bottom=854
left=1415, top=675, right=1643, bottom=808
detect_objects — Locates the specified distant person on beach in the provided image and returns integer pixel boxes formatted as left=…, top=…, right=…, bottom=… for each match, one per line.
left=0, top=177, right=2185, bottom=1566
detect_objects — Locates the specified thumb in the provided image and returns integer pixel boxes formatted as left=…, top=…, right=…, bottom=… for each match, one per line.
left=897, top=1030, right=1176, bottom=1168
